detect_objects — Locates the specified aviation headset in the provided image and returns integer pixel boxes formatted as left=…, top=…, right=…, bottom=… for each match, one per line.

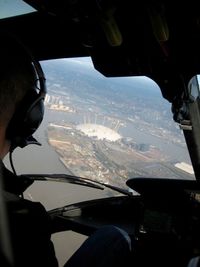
left=5, top=37, right=47, bottom=151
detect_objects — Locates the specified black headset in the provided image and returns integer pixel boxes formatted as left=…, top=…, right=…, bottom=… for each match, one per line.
left=6, top=53, right=47, bottom=152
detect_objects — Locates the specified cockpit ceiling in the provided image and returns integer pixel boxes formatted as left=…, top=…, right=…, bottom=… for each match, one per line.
left=1, top=1, right=200, bottom=102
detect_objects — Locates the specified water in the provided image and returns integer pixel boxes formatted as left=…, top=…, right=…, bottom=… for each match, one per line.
left=120, top=122, right=190, bottom=163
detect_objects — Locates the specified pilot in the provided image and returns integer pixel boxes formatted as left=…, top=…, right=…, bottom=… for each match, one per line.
left=0, top=33, right=132, bottom=267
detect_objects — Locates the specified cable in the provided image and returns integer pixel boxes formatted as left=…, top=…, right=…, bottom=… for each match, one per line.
left=9, top=152, right=24, bottom=199
left=9, top=152, right=16, bottom=176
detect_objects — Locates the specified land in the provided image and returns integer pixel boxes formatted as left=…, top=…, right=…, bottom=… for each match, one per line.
left=41, top=59, right=194, bottom=189
left=46, top=120, right=192, bottom=189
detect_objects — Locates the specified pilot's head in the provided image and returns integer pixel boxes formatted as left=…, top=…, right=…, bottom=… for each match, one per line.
left=0, top=34, right=46, bottom=158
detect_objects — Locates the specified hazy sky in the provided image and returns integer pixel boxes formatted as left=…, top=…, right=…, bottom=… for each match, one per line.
left=54, top=57, right=161, bottom=94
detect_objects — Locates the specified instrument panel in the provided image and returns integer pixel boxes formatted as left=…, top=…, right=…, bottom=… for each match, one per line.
left=49, top=178, right=200, bottom=266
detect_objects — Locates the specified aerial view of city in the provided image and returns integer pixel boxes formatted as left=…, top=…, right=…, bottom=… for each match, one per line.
left=33, top=57, right=194, bottom=189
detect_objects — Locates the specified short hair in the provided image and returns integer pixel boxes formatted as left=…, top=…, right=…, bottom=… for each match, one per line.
left=0, top=34, right=36, bottom=128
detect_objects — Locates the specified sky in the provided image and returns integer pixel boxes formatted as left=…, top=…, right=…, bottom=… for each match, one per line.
left=55, top=57, right=161, bottom=94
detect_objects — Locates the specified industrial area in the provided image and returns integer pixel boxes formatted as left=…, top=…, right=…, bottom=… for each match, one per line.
left=44, top=92, right=194, bottom=188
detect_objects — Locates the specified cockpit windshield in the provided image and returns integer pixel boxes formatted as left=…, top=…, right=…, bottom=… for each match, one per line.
left=4, top=57, right=194, bottom=192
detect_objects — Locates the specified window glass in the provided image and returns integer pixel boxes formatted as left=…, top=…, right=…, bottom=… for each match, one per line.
left=0, top=0, right=35, bottom=19
left=5, top=58, right=194, bottom=180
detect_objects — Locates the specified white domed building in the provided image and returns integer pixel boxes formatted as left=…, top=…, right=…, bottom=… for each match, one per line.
left=76, top=123, right=121, bottom=142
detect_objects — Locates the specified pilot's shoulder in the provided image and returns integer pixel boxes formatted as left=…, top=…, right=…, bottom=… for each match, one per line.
left=2, top=166, right=34, bottom=195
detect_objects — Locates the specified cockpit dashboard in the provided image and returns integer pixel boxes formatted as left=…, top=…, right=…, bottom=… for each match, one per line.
left=49, top=177, right=200, bottom=266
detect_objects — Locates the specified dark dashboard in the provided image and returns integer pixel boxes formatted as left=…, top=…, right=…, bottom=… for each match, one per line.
left=49, top=178, right=200, bottom=266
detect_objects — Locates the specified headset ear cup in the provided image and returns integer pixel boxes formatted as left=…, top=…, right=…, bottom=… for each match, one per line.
left=6, top=90, right=44, bottom=143
left=24, top=97, right=44, bottom=136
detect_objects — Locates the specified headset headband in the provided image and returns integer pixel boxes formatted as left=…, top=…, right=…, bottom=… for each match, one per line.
left=12, top=35, right=47, bottom=98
